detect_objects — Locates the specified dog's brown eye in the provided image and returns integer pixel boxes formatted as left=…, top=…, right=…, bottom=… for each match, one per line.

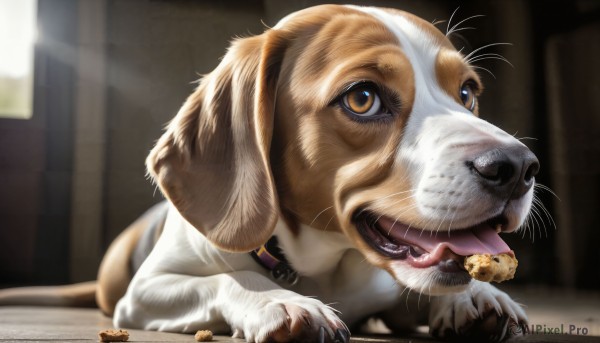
left=460, top=82, right=477, bottom=111
left=342, top=86, right=382, bottom=117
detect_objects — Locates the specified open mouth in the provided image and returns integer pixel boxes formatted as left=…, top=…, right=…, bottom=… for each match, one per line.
left=353, top=211, right=513, bottom=274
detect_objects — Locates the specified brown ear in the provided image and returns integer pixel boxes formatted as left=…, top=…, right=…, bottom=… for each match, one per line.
left=147, top=32, right=285, bottom=252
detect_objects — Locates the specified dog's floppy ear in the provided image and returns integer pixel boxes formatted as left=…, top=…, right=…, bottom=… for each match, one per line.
left=147, top=32, right=285, bottom=252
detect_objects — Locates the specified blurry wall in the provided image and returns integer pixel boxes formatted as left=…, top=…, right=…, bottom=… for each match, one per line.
left=0, top=0, right=77, bottom=284
left=0, top=0, right=598, bottom=289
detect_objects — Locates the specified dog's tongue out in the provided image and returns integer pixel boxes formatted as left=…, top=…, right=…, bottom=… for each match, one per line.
left=378, top=217, right=511, bottom=256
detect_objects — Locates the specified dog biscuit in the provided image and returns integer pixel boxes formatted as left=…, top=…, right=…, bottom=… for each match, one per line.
left=194, top=330, right=213, bottom=342
left=98, top=329, right=129, bottom=342
left=464, top=253, right=518, bottom=283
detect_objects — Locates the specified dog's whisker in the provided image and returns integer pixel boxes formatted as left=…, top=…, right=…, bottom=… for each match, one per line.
left=427, top=274, right=435, bottom=306
left=431, top=18, right=447, bottom=27
left=534, top=206, right=547, bottom=239
left=445, top=7, right=461, bottom=36
left=448, top=26, right=476, bottom=34
left=531, top=198, right=551, bottom=238
left=537, top=208, right=550, bottom=239
left=377, top=203, right=416, bottom=235
left=468, top=56, right=514, bottom=69
left=468, top=54, right=514, bottom=68
left=533, top=184, right=558, bottom=234
left=390, top=194, right=417, bottom=205
left=440, top=197, right=460, bottom=235
left=377, top=189, right=417, bottom=202
left=519, top=209, right=531, bottom=234
left=518, top=215, right=529, bottom=239
left=446, top=211, right=458, bottom=236
left=421, top=201, right=447, bottom=237
left=421, top=217, right=438, bottom=233
left=259, top=19, right=273, bottom=30
left=523, top=205, right=538, bottom=242
left=527, top=213, right=537, bottom=240
left=397, top=284, right=409, bottom=298
left=528, top=213, right=537, bottom=239
left=535, top=183, right=561, bottom=201
left=310, top=206, right=333, bottom=227
left=532, top=195, right=556, bottom=230
left=434, top=207, right=452, bottom=237
left=528, top=205, right=543, bottom=241
left=375, top=191, right=419, bottom=228
left=405, top=286, right=414, bottom=312
left=389, top=204, right=419, bottom=235
left=409, top=212, right=437, bottom=235
left=450, top=197, right=462, bottom=227
left=389, top=206, right=413, bottom=235
left=470, top=65, right=497, bottom=79
left=447, top=14, right=485, bottom=37
left=530, top=206, right=542, bottom=240
left=464, top=42, right=513, bottom=60
left=441, top=199, right=461, bottom=235
left=415, top=218, right=433, bottom=237
left=388, top=196, right=417, bottom=211
left=385, top=203, right=417, bottom=226
left=521, top=222, right=528, bottom=239
left=405, top=221, right=417, bottom=240
left=466, top=52, right=511, bottom=63
left=391, top=216, right=401, bottom=235
left=323, top=214, right=336, bottom=231
left=395, top=284, right=413, bottom=312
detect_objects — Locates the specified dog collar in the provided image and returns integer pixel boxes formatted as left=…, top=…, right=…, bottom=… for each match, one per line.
left=251, top=236, right=299, bottom=285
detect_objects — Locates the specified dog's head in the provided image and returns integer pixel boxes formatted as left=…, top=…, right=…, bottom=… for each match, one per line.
left=147, top=5, right=539, bottom=295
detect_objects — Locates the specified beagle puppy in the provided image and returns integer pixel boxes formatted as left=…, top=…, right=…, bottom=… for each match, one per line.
left=2, top=4, right=539, bottom=342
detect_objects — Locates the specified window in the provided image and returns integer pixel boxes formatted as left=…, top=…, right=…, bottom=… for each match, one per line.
left=0, top=0, right=37, bottom=119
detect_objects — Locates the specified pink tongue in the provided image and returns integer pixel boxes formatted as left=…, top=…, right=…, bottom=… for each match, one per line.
left=379, top=217, right=511, bottom=256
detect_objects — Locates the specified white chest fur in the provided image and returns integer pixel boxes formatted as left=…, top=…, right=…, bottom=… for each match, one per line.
left=274, top=221, right=403, bottom=325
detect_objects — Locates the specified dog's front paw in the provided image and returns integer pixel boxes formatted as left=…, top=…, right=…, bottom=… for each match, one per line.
left=230, top=293, right=349, bottom=343
left=429, top=281, right=527, bottom=342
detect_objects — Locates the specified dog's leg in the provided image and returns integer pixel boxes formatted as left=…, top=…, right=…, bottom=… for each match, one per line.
left=114, top=270, right=349, bottom=342
left=428, top=281, right=527, bottom=342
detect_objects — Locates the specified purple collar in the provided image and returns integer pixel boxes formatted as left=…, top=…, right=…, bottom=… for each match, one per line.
left=251, top=236, right=299, bottom=285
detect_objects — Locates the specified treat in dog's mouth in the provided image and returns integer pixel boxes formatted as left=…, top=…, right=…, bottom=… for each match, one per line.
left=353, top=211, right=514, bottom=274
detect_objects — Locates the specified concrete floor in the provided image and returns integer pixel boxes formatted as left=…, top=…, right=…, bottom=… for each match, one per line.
left=0, top=287, right=598, bottom=342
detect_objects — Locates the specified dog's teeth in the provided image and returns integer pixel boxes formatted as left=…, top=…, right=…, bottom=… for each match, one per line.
left=495, top=224, right=502, bottom=233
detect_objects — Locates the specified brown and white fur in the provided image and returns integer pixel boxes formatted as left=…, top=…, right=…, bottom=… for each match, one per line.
left=1, top=5, right=540, bottom=342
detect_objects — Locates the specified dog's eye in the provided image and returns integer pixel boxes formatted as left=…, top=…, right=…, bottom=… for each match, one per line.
left=460, top=82, right=477, bottom=111
left=341, top=86, right=383, bottom=117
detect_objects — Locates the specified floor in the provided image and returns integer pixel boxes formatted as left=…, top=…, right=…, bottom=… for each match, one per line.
left=0, top=287, right=598, bottom=342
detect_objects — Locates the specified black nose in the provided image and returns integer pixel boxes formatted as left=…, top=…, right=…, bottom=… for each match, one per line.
left=468, top=146, right=539, bottom=199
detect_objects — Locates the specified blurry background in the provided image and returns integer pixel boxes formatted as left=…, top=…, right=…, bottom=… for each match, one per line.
left=0, top=0, right=598, bottom=291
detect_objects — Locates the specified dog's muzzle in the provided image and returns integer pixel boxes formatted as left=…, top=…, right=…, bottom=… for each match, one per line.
left=352, top=144, right=538, bottom=283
